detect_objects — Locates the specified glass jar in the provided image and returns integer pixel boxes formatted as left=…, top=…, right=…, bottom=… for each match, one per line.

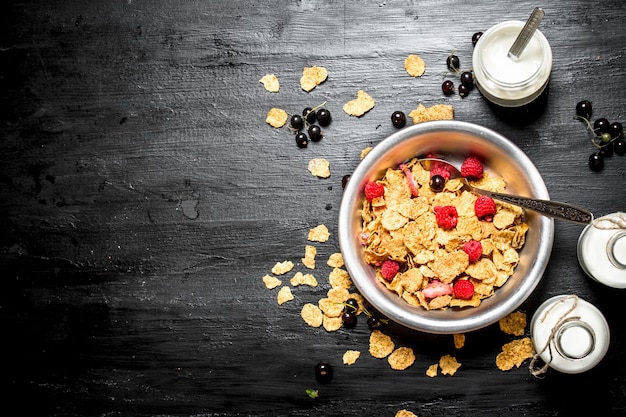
left=530, top=295, right=609, bottom=374
left=472, top=20, right=552, bottom=107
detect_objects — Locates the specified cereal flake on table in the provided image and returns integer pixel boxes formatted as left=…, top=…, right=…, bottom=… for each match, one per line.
left=360, top=146, right=373, bottom=159
left=439, top=354, right=461, bottom=375
left=327, top=252, right=344, bottom=268
left=271, top=260, right=294, bottom=275
left=307, top=158, right=330, bottom=178
left=404, top=54, right=426, bottom=77
left=265, top=107, right=288, bottom=128
left=369, top=329, right=395, bottom=359
left=426, top=363, right=438, bottom=377
left=301, top=303, right=324, bottom=328
left=388, top=347, right=416, bottom=370
left=453, top=333, right=465, bottom=349
left=262, top=274, right=282, bottom=289
left=343, top=350, right=361, bottom=365
left=300, top=65, right=328, bottom=92
left=343, top=90, right=375, bottom=117
left=277, top=286, right=294, bottom=305
left=328, top=267, right=352, bottom=289
left=290, top=271, right=318, bottom=287
left=322, top=315, right=343, bottom=331
left=496, top=337, right=535, bottom=371
left=499, top=311, right=527, bottom=336
left=259, top=73, right=280, bottom=92
left=395, top=409, right=419, bottom=417
left=301, top=244, right=317, bottom=269
left=308, top=224, right=330, bottom=242
left=408, top=103, right=454, bottom=124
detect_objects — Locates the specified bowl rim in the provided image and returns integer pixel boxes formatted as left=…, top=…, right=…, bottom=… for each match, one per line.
left=338, top=120, right=555, bottom=334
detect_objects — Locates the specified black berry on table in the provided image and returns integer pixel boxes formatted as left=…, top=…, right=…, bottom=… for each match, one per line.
left=341, top=311, right=357, bottom=328
left=575, top=100, right=592, bottom=120
left=391, top=111, right=407, bottom=128
left=599, top=141, right=614, bottom=157
left=442, top=80, right=455, bottom=95
left=290, top=114, right=304, bottom=131
left=593, top=117, right=610, bottom=134
left=314, top=362, right=333, bottom=384
left=609, top=121, right=623, bottom=139
left=303, top=107, right=316, bottom=124
left=295, top=132, right=308, bottom=148
left=460, top=71, right=474, bottom=87
left=446, top=54, right=460, bottom=72
left=458, top=84, right=469, bottom=98
left=472, top=31, right=483, bottom=46
left=344, top=298, right=359, bottom=312
left=308, top=124, right=322, bottom=141
left=588, top=152, right=604, bottom=172
left=614, top=137, right=626, bottom=156
left=367, top=315, right=382, bottom=330
left=316, top=108, right=332, bottom=126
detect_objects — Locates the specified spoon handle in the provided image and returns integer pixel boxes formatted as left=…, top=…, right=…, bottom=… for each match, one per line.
left=474, top=189, right=594, bottom=224
left=508, top=7, right=545, bottom=60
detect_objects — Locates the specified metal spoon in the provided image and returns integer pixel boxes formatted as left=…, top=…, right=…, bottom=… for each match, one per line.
left=508, top=7, right=545, bottom=60
left=419, top=157, right=594, bottom=224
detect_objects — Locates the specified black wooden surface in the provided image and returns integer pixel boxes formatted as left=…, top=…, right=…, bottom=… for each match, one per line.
left=2, top=1, right=626, bottom=416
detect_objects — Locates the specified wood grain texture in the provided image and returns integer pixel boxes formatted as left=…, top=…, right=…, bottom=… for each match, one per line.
left=1, top=0, right=626, bottom=415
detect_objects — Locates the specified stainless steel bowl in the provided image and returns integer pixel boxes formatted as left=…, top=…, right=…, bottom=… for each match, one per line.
left=338, top=120, right=554, bottom=334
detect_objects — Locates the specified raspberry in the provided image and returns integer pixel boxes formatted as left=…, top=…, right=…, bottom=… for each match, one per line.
left=380, top=260, right=400, bottom=281
left=430, top=166, right=451, bottom=181
left=462, top=240, right=483, bottom=262
left=434, top=205, right=458, bottom=229
left=453, top=279, right=475, bottom=300
left=474, top=195, right=497, bottom=221
left=461, top=156, right=484, bottom=179
left=364, top=181, right=385, bottom=202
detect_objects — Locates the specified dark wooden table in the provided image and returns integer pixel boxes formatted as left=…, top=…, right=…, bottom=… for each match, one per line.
left=2, top=1, right=626, bottom=415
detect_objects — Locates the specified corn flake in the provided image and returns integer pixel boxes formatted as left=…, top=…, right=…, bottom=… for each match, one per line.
left=300, top=65, right=328, bottom=92
left=262, top=274, right=282, bottom=289
left=343, top=350, right=361, bottom=365
left=271, top=260, right=294, bottom=275
left=265, top=107, right=288, bottom=128
left=426, top=363, right=438, bottom=377
left=453, top=333, right=465, bottom=349
left=343, top=90, right=375, bottom=117
left=290, top=271, right=318, bottom=287
left=327, top=252, right=345, bottom=268
left=496, top=337, right=535, bottom=371
left=369, top=330, right=395, bottom=358
left=308, top=224, right=330, bottom=242
left=302, top=245, right=317, bottom=269
left=329, top=267, right=352, bottom=289
left=388, top=347, right=416, bottom=370
left=259, top=73, right=280, bottom=92
left=408, top=103, right=454, bottom=124
left=499, top=311, right=527, bottom=336
left=404, top=54, right=426, bottom=77
left=439, top=354, right=461, bottom=375
left=307, top=158, right=330, bottom=178
left=361, top=146, right=373, bottom=159
left=277, top=286, right=294, bottom=305
left=322, top=315, right=343, bottom=332
left=301, top=303, right=323, bottom=328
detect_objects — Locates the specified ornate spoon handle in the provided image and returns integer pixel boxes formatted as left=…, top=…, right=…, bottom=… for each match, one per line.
left=476, top=189, right=593, bottom=224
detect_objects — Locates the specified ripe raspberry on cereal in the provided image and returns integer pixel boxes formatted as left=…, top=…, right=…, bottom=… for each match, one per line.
left=365, top=181, right=385, bottom=202
left=474, top=195, right=497, bottom=221
left=461, top=156, right=484, bottom=179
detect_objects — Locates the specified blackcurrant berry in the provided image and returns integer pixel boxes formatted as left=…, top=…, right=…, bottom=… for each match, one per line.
left=430, top=174, right=446, bottom=192
left=308, top=124, right=322, bottom=141
left=391, top=111, right=407, bottom=128
left=600, top=141, right=614, bottom=157
left=446, top=55, right=460, bottom=72
left=460, top=71, right=474, bottom=87
left=303, top=107, right=316, bottom=124
left=576, top=100, right=592, bottom=120
left=458, top=84, right=469, bottom=98
left=341, top=175, right=351, bottom=189
left=588, top=152, right=604, bottom=172
left=593, top=118, right=610, bottom=134
left=341, top=311, right=357, bottom=328
left=290, top=114, right=304, bottom=130
left=295, top=132, right=308, bottom=148
left=316, top=108, right=332, bottom=127
left=367, top=315, right=382, bottom=330
left=472, top=31, right=483, bottom=46
left=442, top=80, right=455, bottom=95
left=614, top=137, right=626, bottom=156
left=609, top=121, right=623, bottom=139
left=344, top=298, right=359, bottom=312
left=314, top=362, right=333, bottom=384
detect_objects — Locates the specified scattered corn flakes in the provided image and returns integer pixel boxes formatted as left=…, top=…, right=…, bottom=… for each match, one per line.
left=271, top=260, right=295, bottom=275
left=360, top=146, right=373, bottom=159
left=369, top=330, right=395, bottom=358
left=343, top=350, right=361, bottom=365
left=496, top=337, right=535, bottom=371
left=318, top=297, right=344, bottom=317
left=265, top=107, right=288, bottom=128
left=388, top=347, right=416, bottom=370
left=395, top=410, right=418, bottom=417
left=308, top=224, right=330, bottom=242
left=426, top=363, right=438, bottom=377
left=327, top=286, right=350, bottom=302
left=343, top=90, right=375, bottom=117
left=302, top=245, right=317, bottom=269
left=323, top=315, right=343, bottom=331
left=307, top=158, right=331, bottom=178
left=290, top=271, right=318, bottom=287
left=439, top=354, right=461, bottom=375
left=408, top=103, right=454, bottom=124
left=404, top=54, right=426, bottom=77
left=328, top=267, right=352, bottom=289
left=453, top=333, right=465, bottom=349
left=301, top=303, right=324, bottom=328
left=262, top=274, right=282, bottom=289
left=499, top=311, right=527, bottom=336
left=300, top=65, right=328, bottom=92
left=277, top=286, right=294, bottom=305
left=327, top=252, right=344, bottom=268
left=259, top=73, right=280, bottom=92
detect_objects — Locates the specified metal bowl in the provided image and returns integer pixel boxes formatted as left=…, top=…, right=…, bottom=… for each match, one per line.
left=338, top=120, right=554, bottom=334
